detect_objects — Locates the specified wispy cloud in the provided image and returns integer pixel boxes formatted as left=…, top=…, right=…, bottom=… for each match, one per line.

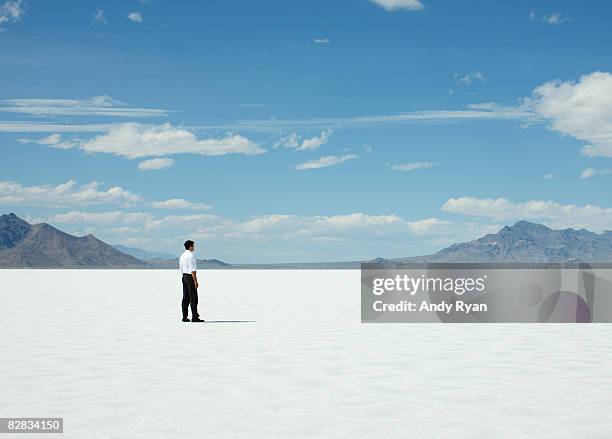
left=370, top=0, right=424, bottom=11
left=454, top=71, right=485, bottom=85
left=7, top=72, right=611, bottom=164
left=273, top=132, right=299, bottom=149
left=0, top=0, right=24, bottom=31
left=49, top=211, right=217, bottom=230
left=50, top=211, right=155, bottom=226
left=196, top=106, right=534, bottom=132
left=0, top=121, right=112, bottom=133
left=388, top=162, right=436, bottom=171
left=17, top=133, right=80, bottom=149
left=53, top=211, right=449, bottom=241
left=274, top=129, right=333, bottom=151
left=295, top=154, right=357, bottom=170
left=0, top=95, right=167, bottom=118
left=0, top=178, right=214, bottom=214
left=213, top=71, right=612, bottom=156
left=127, top=12, right=143, bottom=23
left=580, top=168, right=612, bottom=180
left=149, top=199, right=211, bottom=210
left=529, top=9, right=572, bottom=25
left=12, top=123, right=266, bottom=160
left=313, top=38, right=330, bottom=44
left=0, top=180, right=140, bottom=207
left=544, top=12, right=571, bottom=25
left=443, top=196, right=612, bottom=232
left=72, top=123, right=265, bottom=159
left=137, top=158, right=175, bottom=171
left=237, top=103, right=284, bottom=108
left=299, top=129, right=333, bottom=151
left=91, top=8, right=107, bottom=25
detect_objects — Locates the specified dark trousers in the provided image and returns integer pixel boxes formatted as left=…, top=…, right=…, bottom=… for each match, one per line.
left=181, top=274, right=199, bottom=319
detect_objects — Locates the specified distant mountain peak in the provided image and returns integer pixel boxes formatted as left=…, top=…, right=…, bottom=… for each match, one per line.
left=508, top=220, right=551, bottom=232
left=1, top=212, right=27, bottom=222
left=420, top=221, right=612, bottom=263
left=0, top=213, right=147, bottom=268
left=0, top=213, right=32, bottom=249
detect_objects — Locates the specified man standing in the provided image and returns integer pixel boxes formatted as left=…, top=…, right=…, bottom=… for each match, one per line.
left=180, top=240, right=204, bottom=322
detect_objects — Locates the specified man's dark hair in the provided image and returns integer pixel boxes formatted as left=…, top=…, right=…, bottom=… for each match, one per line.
left=184, top=240, right=195, bottom=250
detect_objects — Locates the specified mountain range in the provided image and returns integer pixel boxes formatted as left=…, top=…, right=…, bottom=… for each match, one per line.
left=0, top=213, right=147, bottom=268
left=111, top=244, right=176, bottom=261
left=1, top=214, right=612, bottom=268
left=394, top=220, right=612, bottom=264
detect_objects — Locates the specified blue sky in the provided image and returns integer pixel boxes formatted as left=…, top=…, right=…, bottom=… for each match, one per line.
left=1, top=0, right=612, bottom=263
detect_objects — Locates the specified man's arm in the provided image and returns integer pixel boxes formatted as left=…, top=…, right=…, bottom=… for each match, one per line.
left=191, top=270, right=198, bottom=289
left=190, top=254, right=199, bottom=289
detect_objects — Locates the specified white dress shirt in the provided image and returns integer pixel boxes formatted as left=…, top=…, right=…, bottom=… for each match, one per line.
left=179, top=250, right=197, bottom=274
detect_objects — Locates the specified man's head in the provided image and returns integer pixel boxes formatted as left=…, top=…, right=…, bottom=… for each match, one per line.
left=184, top=240, right=195, bottom=251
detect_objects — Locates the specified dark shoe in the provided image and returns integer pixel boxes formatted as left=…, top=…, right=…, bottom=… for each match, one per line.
left=192, top=317, right=205, bottom=322
left=182, top=317, right=190, bottom=322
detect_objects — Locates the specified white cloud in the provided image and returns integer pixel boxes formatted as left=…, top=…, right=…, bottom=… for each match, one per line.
left=39, top=208, right=503, bottom=262
left=579, top=168, right=596, bottom=180
left=0, top=178, right=215, bottom=217
left=521, top=72, right=612, bottom=158
left=529, top=9, right=571, bottom=25
left=205, top=106, right=533, bottom=132
left=6, top=72, right=594, bottom=168
left=91, top=9, right=107, bottom=25
left=1, top=122, right=112, bottom=133
left=370, top=0, right=424, bottom=11
left=313, top=38, right=330, bottom=44
left=185, top=213, right=455, bottom=246
left=137, top=158, right=175, bottom=171
left=35, top=133, right=61, bottom=145
left=580, top=168, right=612, bottom=180
left=274, top=129, right=333, bottom=151
left=388, top=162, right=435, bottom=171
left=528, top=9, right=536, bottom=21
left=142, top=214, right=218, bottom=230
left=544, top=173, right=554, bottom=180
left=295, top=154, right=357, bottom=170
left=442, top=196, right=612, bottom=232
left=199, top=72, right=612, bottom=140
left=0, top=95, right=167, bottom=117
left=454, top=71, right=485, bottom=85
left=231, top=213, right=445, bottom=236
left=149, top=199, right=211, bottom=210
left=73, top=123, right=265, bottom=159
left=543, top=12, right=571, bottom=25
left=127, top=12, right=143, bottom=22
left=273, top=132, right=300, bottom=149
left=0, top=180, right=140, bottom=207
left=17, top=133, right=79, bottom=149
left=10, top=72, right=612, bottom=165
left=49, top=211, right=217, bottom=231
left=45, top=210, right=454, bottom=243
left=237, top=103, right=284, bottom=108
left=50, top=211, right=153, bottom=226
left=299, top=129, right=333, bottom=151
left=1, top=105, right=531, bottom=135
left=0, top=0, right=24, bottom=31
